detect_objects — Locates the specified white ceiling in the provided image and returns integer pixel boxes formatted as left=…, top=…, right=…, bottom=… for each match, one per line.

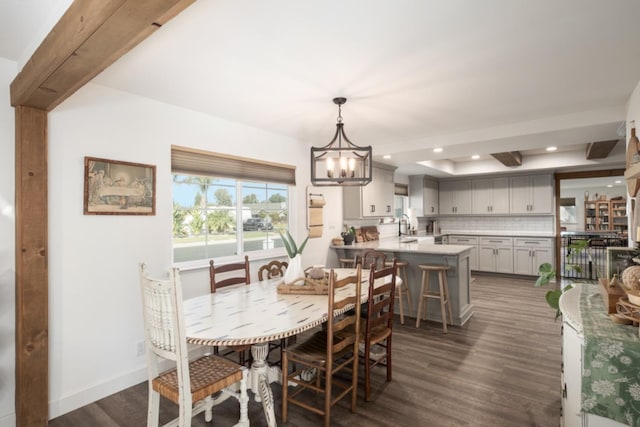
left=3, top=0, right=640, bottom=177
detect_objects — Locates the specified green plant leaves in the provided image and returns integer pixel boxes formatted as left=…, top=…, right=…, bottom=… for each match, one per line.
left=278, top=230, right=310, bottom=258
left=535, top=262, right=555, bottom=287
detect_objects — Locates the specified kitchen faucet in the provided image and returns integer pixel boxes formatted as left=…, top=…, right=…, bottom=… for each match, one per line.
left=398, top=213, right=411, bottom=236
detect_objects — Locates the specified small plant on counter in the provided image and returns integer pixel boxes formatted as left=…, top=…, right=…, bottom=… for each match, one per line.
left=341, top=226, right=356, bottom=245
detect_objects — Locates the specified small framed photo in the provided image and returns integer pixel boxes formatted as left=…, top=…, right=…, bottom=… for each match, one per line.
left=84, top=156, right=156, bottom=215
left=606, top=247, right=638, bottom=280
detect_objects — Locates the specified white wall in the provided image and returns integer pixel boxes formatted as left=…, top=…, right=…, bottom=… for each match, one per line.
left=0, top=75, right=345, bottom=422
left=0, top=58, right=17, bottom=427
left=560, top=186, right=627, bottom=232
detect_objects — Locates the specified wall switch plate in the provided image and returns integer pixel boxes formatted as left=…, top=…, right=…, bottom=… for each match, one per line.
left=136, top=341, right=145, bottom=357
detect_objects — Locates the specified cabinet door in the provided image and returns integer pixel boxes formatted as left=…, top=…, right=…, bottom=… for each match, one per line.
left=409, top=175, right=425, bottom=217
left=509, top=175, right=531, bottom=214
left=495, top=247, right=513, bottom=274
left=532, top=247, right=552, bottom=270
left=424, top=178, right=439, bottom=215
left=491, top=177, right=510, bottom=213
left=361, top=178, right=376, bottom=216
left=455, top=180, right=472, bottom=214
left=439, top=181, right=456, bottom=214
left=478, top=246, right=495, bottom=272
left=472, top=179, right=492, bottom=214
left=513, top=247, right=533, bottom=275
left=468, top=246, right=478, bottom=270
left=529, top=174, right=553, bottom=214
left=374, top=167, right=394, bottom=216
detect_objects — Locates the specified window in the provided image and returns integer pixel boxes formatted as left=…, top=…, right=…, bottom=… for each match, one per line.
left=171, top=146, right=295, bottom=265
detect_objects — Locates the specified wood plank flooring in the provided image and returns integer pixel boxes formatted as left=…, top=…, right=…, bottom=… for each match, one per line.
left=49, top=274, right=562, bottom=426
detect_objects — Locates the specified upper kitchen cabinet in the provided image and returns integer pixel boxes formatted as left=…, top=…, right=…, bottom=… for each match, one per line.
left=472, top=177, right=509, bottom=214
left=409, top=175, right=439, bottom=217
left=509, top=174, right=553, bottom=214
left=439, top=180, right=472, bottom=215
left=343, top=163, right=396, bottom=218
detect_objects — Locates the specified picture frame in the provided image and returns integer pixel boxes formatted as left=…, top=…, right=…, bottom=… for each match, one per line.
left=84, top=156, right=156, bottom=215
left=606, top=247, right=638, bottom=280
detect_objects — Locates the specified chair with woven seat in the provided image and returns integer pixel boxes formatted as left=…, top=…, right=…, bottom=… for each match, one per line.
left=139, top=263, right=249, bottom=427
left=282, top=266, right=363, bottom=427
left=209, top=256, right=252, bottom=365
left=258, top=260, right=290, bottom=365
left=361, top=260, right=397, bottom=401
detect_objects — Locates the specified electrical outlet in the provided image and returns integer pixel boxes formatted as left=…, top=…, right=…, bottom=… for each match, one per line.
left=136, top=341, right=145, bottom=357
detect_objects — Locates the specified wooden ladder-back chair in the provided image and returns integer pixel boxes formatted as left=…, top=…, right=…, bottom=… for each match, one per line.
left=361, top=260, right=397, bottom=401
left=209, top=256, right=252, bottom=366
left=138, top=263, right=249, bottom=427
left=355, top=249, right=387, bottom=270
left=282, top=266, right=363, bottom=427
left=257, top=260, right=290, bottom=365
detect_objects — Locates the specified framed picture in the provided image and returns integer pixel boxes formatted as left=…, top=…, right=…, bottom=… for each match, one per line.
left=84, top=156, right=156, bottom=215
left=606, top=247, right=638, bottom=280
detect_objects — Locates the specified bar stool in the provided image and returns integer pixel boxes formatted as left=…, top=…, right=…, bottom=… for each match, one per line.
left=385, top=260, right=413, bottom=324
left=416, top=264, right=453, bottom=333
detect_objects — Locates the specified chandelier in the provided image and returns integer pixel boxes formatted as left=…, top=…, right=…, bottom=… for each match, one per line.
left=310, top=97, right=372, bottom=186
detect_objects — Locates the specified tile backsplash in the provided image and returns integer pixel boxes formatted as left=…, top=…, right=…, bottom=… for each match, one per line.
left=431, top=215, right=554, bottom=235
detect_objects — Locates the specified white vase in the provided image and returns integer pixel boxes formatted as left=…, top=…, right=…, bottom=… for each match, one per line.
left=284, top=254, right=303, bottom=284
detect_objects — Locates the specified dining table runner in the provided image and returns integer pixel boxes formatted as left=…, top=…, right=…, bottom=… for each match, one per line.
left=580, top=282, right=640, bottom=426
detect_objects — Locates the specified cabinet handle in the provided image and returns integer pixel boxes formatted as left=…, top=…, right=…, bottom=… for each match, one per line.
left=524, top=241, right=539, bottom=245
left=431, top=206, right=434, bottom=213
left=370, top=205, right=375, bottom=213
left=386, top=205, right=391, bottom=213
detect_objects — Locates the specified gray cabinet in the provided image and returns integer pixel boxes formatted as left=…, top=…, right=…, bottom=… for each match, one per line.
left=343, top=163, right=396, bottom=218
left=472, top=177, right=509, bottom=214
left=513, top=237, right=553, bottom=275
left=448, top=235, right=478, bottom=270
left=439, top=180, right=471, bottom=214
left=509, top=174, right=553, bottom=214
left=478, top=237, right=513, bottom=273
left=409, top=175, right=439, bottom=217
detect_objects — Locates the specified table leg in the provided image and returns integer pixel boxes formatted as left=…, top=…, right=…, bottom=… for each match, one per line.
left=249, top=343, right=277, bottom=426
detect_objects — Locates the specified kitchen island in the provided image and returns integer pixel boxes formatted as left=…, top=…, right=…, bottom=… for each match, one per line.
left=331, top=237, right=474, bottom=326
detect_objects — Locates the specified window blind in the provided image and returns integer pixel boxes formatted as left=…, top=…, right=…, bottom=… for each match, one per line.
left=171, top=145, right=296, bottom=185
left=394, top=183, right=408, bottom=196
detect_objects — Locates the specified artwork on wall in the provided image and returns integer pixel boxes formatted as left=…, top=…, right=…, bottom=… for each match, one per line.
left=84, top=156, right=156, bottom=215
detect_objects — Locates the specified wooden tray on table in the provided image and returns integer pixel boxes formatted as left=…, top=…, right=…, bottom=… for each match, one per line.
left=277, top=275, right=329, bottom=295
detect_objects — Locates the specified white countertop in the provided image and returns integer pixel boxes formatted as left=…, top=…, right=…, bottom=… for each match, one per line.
left=332, top=237, right=473, bottom=255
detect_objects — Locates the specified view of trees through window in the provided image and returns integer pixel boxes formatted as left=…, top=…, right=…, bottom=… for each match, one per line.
left=172, top=174, right=289, bottom=263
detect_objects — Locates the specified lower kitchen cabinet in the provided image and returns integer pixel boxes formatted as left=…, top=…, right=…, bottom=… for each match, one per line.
left=513, top=237, right=553, bottom=275
left=478, top=237, right=513, bottom=273
left=448, top=235, right=478, bottom=270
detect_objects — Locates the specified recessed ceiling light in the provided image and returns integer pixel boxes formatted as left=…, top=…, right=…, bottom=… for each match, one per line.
left=471, top=155, right=480, bottom=160
left=433, top=148, right=443, bottom=153
left=607, top=184, right=613, bottom=188
left=383, top=154, right=391, bottom=159
left=546, top=146, right=557, bottom=152
left=615, top=180, right=622, bottom=184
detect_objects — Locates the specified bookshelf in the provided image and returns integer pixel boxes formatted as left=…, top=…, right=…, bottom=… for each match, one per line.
left=584, top=199, right=627, bottom=234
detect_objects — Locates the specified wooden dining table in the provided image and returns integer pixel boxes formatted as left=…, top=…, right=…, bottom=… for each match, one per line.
left=182, top=267, right=399, bottom=425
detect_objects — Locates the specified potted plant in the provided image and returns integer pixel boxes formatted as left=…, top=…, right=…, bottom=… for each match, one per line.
left=535, top=239, right=593, bottom=319
left=278, top=230, right=309, bottom=284
left=341, top=226, right=356, bottom=245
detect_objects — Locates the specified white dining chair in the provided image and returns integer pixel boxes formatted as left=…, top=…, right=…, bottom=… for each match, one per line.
left=139, top=263, right=249, bottom=427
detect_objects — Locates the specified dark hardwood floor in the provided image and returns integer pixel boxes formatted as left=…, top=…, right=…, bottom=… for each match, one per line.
left=49, top=274, right=562, bottom=426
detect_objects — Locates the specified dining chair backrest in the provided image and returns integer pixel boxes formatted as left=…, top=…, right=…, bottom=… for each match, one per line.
left=258, top=260, right=288, bottom=281
left=140, top=264, right=186, bottom=364
left=355, top=249, right=387, bottom=270
left=209, top=255, right=250, bottom=293
left=327, top=266, right=363, bottom=359
left=366, top=260, right=397, bottom=340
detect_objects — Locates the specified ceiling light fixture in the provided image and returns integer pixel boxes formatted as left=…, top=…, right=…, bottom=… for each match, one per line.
left=472, top=155, right=480, bottom=160
left=546, top=146, right=557, bottom=152
left=433, top=148, right=443, bottom=153
left=383, top=154, right=391, bottom=159
left=310, top=97, right=372, bottom=186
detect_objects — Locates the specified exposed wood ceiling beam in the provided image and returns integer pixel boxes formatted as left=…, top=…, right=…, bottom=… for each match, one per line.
left=490, top=151, right=522, bottom=167
left=10, top=0, right=196, bottom=111
left=585, top=139, right=619, bottom=160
